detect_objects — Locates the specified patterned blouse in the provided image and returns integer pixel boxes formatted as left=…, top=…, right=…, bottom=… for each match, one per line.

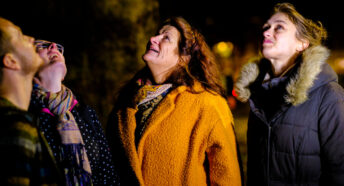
left=135, top=84, right=172, bottom=146
left=30, top=94, right=119, bottom=185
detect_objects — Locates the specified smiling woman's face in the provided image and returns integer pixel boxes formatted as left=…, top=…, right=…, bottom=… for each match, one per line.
left=34, top=40, right=67, bottom=80
left=34, top=40, right=65, bottom=65
left=143, top=25, right=181, bottom=75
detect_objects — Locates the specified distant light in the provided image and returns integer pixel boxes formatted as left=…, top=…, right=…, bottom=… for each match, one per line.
left=337, top=58, right=344, bottom=69
left=232, top=89, right=238, bottom=97
left=217, top=42, right=228, bottom=52
left=213, top=41, right=233, bottom=58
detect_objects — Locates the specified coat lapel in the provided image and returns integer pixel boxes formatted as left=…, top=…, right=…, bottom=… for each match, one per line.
left=136, top=86, right=185, bottom=160
left=117, top=107, right=144, bottom=182
left=117, top=86, right=187, bottom=183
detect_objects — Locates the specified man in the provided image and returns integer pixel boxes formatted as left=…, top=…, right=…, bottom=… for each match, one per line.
left=30, top=40, right=119, bottom=185
left=0, top=17, right=63, bottom=185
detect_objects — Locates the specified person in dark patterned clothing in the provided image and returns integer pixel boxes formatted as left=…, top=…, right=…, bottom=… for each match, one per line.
left=29, top=39, right=119, bottom=185
left=0, top=17, right=63, bottom=185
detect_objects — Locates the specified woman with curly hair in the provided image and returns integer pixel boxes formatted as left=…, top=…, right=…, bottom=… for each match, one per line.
left=107, top=17, right=242, bottom=185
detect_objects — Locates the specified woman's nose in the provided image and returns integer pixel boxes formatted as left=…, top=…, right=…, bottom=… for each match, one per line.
left=263, top=28, right=272, bottom=38
left=150, top=35, right=160, bottom=45
left=48, top=43, right=58, bottom=51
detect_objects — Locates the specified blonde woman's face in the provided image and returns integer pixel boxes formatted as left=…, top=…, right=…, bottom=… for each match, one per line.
left=262, top=13, right=306, bottom=61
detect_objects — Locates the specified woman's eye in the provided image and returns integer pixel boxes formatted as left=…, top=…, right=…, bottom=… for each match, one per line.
left=35, top=46, right=43, bottom=51
left=275, top=25, right=283, bottom=31
left=164, top=35, right=170, bottom=41
left=262, top=25, right=270, bottom=32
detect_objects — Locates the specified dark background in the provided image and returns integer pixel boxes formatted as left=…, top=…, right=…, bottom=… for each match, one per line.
left=1, top=0, right=343, bottom=123
left=160, top=0, right=344, bottom=50
left=3, top=0, right=344, bottom=51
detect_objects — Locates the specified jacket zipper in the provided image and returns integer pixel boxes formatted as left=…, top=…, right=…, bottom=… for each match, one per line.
left=251, top=106, right=273, bottom=186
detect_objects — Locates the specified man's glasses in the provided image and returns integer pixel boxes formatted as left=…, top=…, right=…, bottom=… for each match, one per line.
left=34, top=40, right=64, bottom=54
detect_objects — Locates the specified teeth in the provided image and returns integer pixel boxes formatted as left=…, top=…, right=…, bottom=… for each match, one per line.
left=150, top=48, right=158, bottom=53
left=49, top=54, right=58, bottom=60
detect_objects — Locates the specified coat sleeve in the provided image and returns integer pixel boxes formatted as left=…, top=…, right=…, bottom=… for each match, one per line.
left=318, top=86, right=344, bottom=185
left=205, top=98, right=242, bottom=186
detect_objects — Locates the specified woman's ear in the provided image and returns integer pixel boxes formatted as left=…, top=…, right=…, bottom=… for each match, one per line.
left=179, top=54, right=191, bottom=66
left=2, top=53, right=20, bottom=70
left=297, top=40, right=309, bottom=52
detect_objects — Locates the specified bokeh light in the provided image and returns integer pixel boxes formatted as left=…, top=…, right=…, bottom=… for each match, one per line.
left=213, top=41, right=234, bottom=58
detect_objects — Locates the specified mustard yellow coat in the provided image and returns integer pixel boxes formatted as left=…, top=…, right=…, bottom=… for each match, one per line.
left=116, top=84, right=242, bottom=186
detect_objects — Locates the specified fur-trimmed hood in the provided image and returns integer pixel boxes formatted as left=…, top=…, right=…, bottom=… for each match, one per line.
left=234, top=45, right=334, bottom=106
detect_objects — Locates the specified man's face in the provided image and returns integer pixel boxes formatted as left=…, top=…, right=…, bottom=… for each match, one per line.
left=4, top=21, right=43, bottom=74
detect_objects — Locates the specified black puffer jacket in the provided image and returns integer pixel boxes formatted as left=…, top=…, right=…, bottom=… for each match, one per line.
left=235, top=46, right=344, bottom=186
left=29, top=92, right=119, bottom=186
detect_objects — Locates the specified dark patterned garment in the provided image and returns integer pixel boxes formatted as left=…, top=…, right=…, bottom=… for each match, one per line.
left=135, top=87, right=171, bottom=146
left=0, top=97, right=63, bottom=186
left=30, top=94, right=119, bottom=186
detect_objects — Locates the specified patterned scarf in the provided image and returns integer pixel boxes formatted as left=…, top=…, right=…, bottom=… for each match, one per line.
left=134, top=79, right=172, bottom=146
left=33, top=84, right=92, bottom=186
left=134, top=79, right=172, bottom=106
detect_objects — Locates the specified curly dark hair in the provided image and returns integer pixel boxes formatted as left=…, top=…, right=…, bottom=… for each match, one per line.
left=161, top=17, right=226, bottom=98
left=113, top=17, right=226, bottom=110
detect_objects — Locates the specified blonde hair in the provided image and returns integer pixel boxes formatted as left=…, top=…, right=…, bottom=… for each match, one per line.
left=273, top=3, right=327, bottom=47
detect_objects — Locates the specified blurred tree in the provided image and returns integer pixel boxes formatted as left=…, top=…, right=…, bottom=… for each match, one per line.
left=70, top=0, right=160, bottom=126
left=1, top=0, right=159, bottom=126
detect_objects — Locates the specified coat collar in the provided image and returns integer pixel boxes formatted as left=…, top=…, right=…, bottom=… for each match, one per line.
left=234, top=45, right=330, bottom=106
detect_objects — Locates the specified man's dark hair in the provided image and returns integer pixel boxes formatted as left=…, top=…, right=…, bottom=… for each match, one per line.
left=0, top=17, right=14, bottom=82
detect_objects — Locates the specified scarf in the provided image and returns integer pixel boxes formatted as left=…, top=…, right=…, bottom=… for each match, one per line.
left=33, top=84, right=92, bottom=186
left=134, top=79, right=172, bottom=146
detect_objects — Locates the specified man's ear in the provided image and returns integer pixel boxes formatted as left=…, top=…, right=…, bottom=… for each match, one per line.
left=2, top=53, right=20, bottom=70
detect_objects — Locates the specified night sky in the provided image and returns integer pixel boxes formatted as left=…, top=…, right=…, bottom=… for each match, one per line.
left=1, top=0, right=343, bottom=50
left=160, top=0, right=344, bottom=50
